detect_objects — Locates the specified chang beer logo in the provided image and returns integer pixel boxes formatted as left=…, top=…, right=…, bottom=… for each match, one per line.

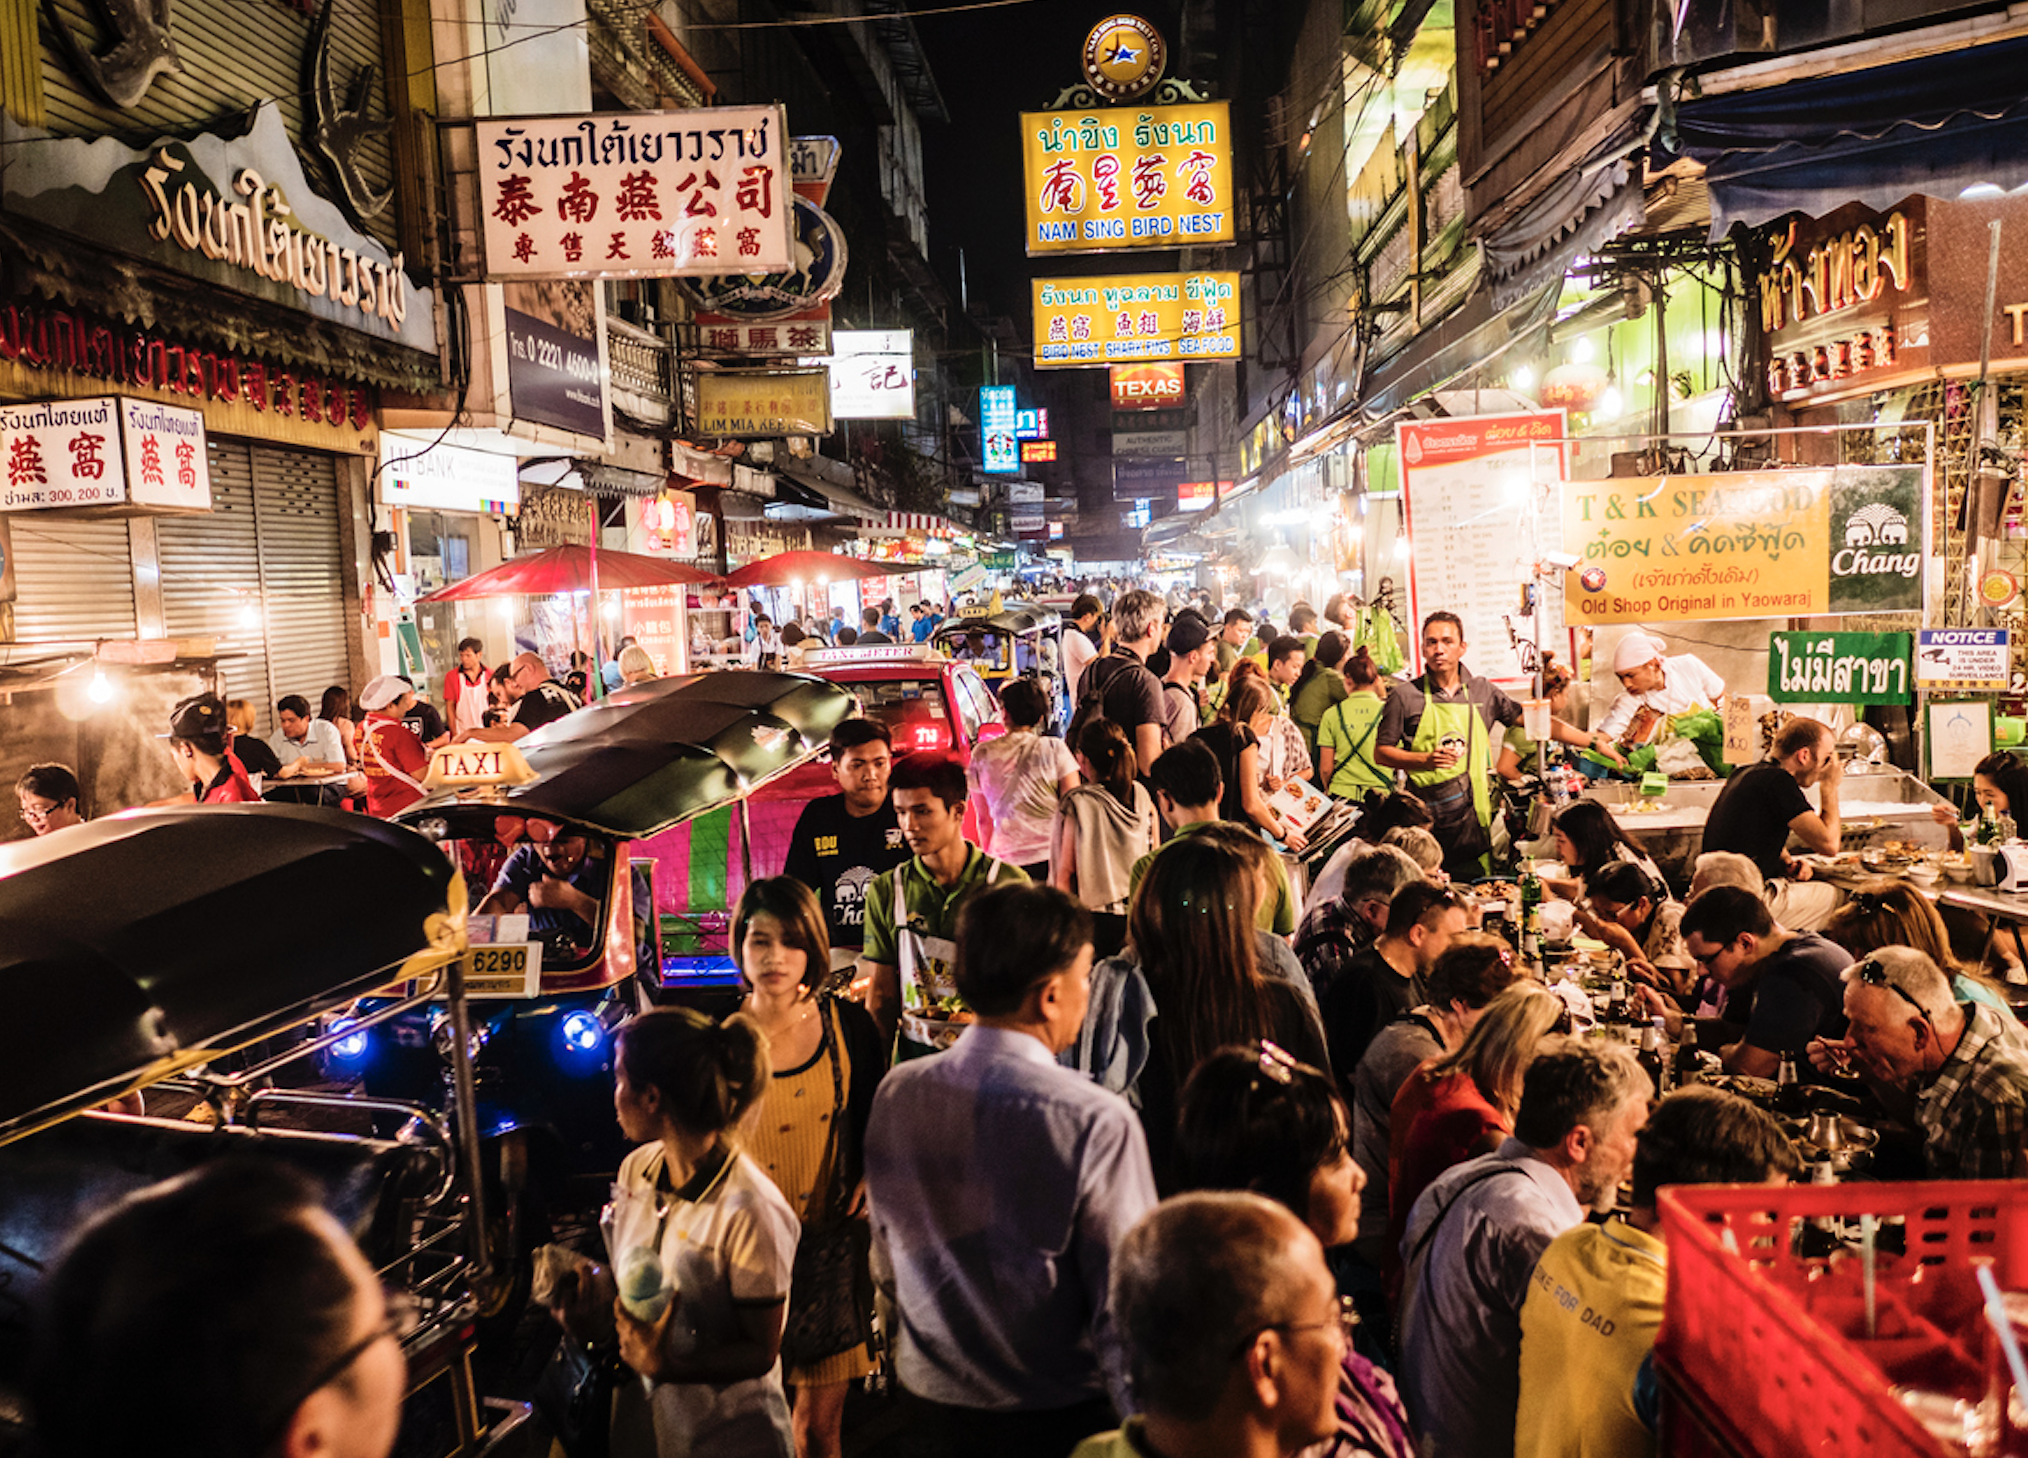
left=1827, top=468, right=1923, bottom=613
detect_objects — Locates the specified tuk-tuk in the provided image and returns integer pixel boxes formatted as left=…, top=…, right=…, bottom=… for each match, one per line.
left=0, top=806, right=521, bottom=1457
left=369, top=672, right=859, bottom=1239
left=931, top=596, right=1065, bottom=719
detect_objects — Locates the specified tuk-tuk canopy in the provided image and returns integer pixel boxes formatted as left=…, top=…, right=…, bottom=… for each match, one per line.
left=0, top=807, right=460, bottom=1144
left=404, top=670, right=860, bottom=840
left=933, top=603, right=1062, bottom=642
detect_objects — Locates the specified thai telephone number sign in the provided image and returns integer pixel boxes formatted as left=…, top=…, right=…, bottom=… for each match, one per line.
left=1767, top=631, right=1912, bottom=705
left=1021, top=103, right=1233, bottom=255
left=1033, top=272, right=1239, bottom=368
left=1917, top=628, right=2011, bottom=691
left=478, top=107, right=792, bottom=279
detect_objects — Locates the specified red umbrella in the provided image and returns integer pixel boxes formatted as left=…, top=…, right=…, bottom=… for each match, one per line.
left=718, top=550, right=892, bottom=589
left=418, top=545, right=716, bottom=601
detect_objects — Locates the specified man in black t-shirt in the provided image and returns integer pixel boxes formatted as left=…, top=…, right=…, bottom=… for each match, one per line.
left=1072, top=587, right=1167, bottom=773
left=1317, top=880, right=1467, bottom=1079
left=1701, top=715, right=1844, bottom=929
left=1678, top=884, right=1852, bottom=1078
left=784, top=717, right=908, bottom=966
left=466, top=652, right=581, bottom=742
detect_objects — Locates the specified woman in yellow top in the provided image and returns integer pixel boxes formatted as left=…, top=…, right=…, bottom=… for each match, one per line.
left=1316, top=646, right=1392, bottom=800
left=734, top=877, right=887, bottom=1458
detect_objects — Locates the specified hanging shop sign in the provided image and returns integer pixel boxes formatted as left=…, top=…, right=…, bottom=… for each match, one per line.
left=503, top=281, right=611, bottom=442
left=377, top=432, right=520, bottom=513
left=477, top=105, right=792, bottom=279
left=1754, top=200, right=1925, bottom=403
left=1916, top=628, right=2011, bottom=692
left=1021, top=102, right=1232, bottom=255
left=0, top=299, right=376, bottom=452
left=694, top=368, right=831, bottom=437
left=1015, top=408, right=1050, bottom=439
left=1115, top=427, right=1189, bottom=455
left=1177, top=480, right=1227, bottom=511
left=1081, top=14, right=1166, bottom=100
left=1020, top=440, right=1057, bottom=462
left=0, top=103, right=436, bottom=358
left=981, top=386, right=1019, bottom=473
left=1399, top=412, right=1568, bottom=682
left=0, top=397, right=211, bottom=513
left=827, top=330, right=915, bottom=420
left=1563, top=465, right=1926, bottom=624
left=1112, top=362, right=1185, bottom=409
left=1035, top=276, right=1237, bottom=369
left=1114, top=455, right=1187, bottom=501
left=1767, top=631, right=1912, bottom=705
left=683, top=198, right=848, bottom=326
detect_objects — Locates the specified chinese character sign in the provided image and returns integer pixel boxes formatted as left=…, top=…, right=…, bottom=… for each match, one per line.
left=1, top=398, right=125, bottom=510
left=981, top=386, right=1019, bottom=473
left=478, top=107, right=793, bottom=279
left=695, top=369, right=831, bottom=437
left=1034, top=273, right=1239, bottom=368
left=1022, top=104, right=1232, bottom=255
left=121, top=399, right=211, bottom=510
left=828, top=331, right=915, bottom=420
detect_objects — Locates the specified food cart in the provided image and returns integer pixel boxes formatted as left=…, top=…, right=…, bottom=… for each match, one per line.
left=0, top=807, right=522, bottom=1457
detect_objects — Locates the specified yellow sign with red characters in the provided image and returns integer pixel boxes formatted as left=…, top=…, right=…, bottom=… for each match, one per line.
left=1021, top=104, right=1232, bottom=256
left=1033, top=272, right=1240, bottom=368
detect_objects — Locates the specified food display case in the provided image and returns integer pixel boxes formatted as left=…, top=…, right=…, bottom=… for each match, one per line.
left=1584, top=765, right=1955, bottom=889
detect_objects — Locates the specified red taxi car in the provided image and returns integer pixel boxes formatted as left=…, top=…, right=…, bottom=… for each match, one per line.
left=796, top=641, right=1005, bottom=762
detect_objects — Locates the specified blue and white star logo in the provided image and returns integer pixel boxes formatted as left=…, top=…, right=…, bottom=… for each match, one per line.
left=1104, top=39, right=1140, bottom=65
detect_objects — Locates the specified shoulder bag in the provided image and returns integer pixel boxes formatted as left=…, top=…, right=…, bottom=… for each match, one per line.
left=779, top=1000, right=878, bottom=1368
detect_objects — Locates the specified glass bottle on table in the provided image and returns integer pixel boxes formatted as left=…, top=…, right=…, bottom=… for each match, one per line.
left=1638, top=1017, right=1666, bottom=1098
left=1774, top=1050, right=1808, bottom=1115
left=1672, top=1021, right=1703, bottom=1088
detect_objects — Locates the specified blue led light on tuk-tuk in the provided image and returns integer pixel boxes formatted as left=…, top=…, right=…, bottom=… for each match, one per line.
left=329, top=1019, right=370, bottom=1062
left=561, top=1011, right=605, bottom=1054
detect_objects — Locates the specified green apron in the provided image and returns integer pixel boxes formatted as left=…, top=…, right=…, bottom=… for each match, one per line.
left=1407, top=674, right=1493, bottom=873
left=1322, top=695, right=1390, bottom=798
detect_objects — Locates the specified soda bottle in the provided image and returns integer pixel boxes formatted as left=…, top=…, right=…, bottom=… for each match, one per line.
left=1774, top=1050, right=1808, bottom=1115
left=1638, top=1018, right=1666, bottom=1098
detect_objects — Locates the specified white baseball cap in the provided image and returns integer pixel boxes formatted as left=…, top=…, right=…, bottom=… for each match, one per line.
left=358, top=674, right=412, bottom=710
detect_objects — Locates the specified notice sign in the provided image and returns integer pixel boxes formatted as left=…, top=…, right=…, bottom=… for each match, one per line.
left=1034, top=274, right=1239, bottom=367
left=1399, top=411, right=1568, bottom=682
left=1767, top=631, right=1912, bottom=705
left=981, top=387, right=1019, bottom=473
left=694, top=369, right=831, bottom=437
left=1564, top=465, right=1925, bottom=624
left=1917, top=628, right=2012, bottom=691
left=478, top=106, right=792, bottom=279
left=1021, top=102, right=1233, bottom=255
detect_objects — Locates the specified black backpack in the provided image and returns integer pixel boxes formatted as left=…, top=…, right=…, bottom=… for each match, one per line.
left=1067, top=653, right=1140, bottom=745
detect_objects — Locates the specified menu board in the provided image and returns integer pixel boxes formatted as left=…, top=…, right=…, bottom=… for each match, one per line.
left=1398, top=411, right=1568, bottom=683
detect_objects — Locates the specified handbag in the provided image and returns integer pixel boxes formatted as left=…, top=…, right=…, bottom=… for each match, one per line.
left=779, top=1001, right=878, bottom=1369
left=533, top=1335, right=619, bottom=1458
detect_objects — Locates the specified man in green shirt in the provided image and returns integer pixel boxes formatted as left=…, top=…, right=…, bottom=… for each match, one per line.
left=859, top=753, right=1028, bottom=1059
left=1130, top=741, right=1295, bottom=935
left=1215, top=608, right=1252, bottom=676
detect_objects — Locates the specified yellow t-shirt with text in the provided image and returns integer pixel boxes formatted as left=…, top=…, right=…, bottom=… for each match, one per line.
left=1515, top=1217, right=1666, bottom=1458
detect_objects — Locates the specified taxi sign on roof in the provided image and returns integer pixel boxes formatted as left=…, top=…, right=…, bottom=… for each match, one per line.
left=801, top=644, right=943, bottom=667
left=424, top=741, right=540, bottom=790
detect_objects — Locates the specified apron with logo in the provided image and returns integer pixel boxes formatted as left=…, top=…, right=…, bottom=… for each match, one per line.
left=896, top=858, right=1010, bottom=1053
left=1323, top=695, right=1390, bottom=797
left=1407, top=676, right=1492, bottom=874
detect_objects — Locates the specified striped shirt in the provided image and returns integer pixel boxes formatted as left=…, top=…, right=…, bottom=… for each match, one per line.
left=1919, top=1002, right=2028, bottom=1180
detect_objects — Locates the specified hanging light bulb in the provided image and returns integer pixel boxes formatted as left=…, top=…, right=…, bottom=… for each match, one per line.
left=1510, top=364, right=1536, bottom=392
left=238, top=601, right=262, bottom=630
left=88, top=668, right=113, bottom=703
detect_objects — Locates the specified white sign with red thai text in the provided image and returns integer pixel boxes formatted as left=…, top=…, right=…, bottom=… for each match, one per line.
left=0, top=396, right=212, bottom=512
left=477, top=107, right=793, bottom=279
left=1398, top=411, right=1567, bottom=683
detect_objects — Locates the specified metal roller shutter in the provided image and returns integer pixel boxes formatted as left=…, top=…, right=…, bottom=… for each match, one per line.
left=158, top=440, right=271, bottom=722
left=7, top=517, right=137, bottom=641
left=250, top=446, right=348, bottom=726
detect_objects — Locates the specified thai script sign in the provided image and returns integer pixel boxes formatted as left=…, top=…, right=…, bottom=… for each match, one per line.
left=694, top=368, right=831, bottom=437
left=1563, top=465, right=1926, bottom=623
left=1020, top=440, right=1057, bottom=462
left=981, top=386, right=1019, bottom=473
left=1754, top=199, right=1923, bottom=402
left=1021, top=103, right=1232, bottom=254
left=1035, top=274, right=1239, bottom=367
left=1767, top=631, right=1912, bottom=705
left=1114, top=455, right=1186, bottom=502
left=1178, top=479, right=1225, bottom=511
left=1916, top=628, right=2011, bottom=692
left=1, top=396, right=212, bottom=512
left=1015, top=407, right=1049, bottom=439
left=477, top=106, right=792, bottom=279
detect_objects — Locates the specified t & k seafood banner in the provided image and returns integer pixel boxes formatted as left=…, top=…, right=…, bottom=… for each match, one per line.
left=1563, top=465, right=1926, bottom=624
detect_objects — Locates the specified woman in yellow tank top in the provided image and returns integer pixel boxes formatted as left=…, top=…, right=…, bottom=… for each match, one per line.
left=734, top=877, right=886, bottom=1458
left=1317, top=646, right=1393, bottom=800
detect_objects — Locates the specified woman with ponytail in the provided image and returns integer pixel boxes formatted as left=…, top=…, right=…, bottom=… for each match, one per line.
left=1051, top=718, right=1157, bottom=958
left=605, top=1006, right=799, bottom=1457
left=1290, top=629, right=1352, bottom=765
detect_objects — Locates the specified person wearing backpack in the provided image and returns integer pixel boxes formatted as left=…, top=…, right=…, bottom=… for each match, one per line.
left=1157, top=612, right=1216, bottom=749
left=1067, top=588, right=1167, bottom=777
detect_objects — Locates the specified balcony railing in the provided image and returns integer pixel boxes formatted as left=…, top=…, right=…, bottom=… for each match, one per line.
left=606, top=316, right=676, bottom=427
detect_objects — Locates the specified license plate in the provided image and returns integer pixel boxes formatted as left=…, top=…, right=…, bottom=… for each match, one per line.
left=461, top=943, right=543, bottom=997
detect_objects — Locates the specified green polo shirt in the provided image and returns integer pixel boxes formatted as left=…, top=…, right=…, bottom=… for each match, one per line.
left=1128, top=820, right=1296, bottom=935
left=861, top=845, right=1028, bottom=965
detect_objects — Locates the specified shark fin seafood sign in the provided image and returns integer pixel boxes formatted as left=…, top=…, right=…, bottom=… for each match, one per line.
left=1564, top=466, right=1926, bottom=624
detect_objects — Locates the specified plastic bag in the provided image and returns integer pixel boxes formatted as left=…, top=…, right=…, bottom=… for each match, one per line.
left=1664, top=707, right=1729, bottom=776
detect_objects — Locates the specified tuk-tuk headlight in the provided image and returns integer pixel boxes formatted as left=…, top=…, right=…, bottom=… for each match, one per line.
left=325, top=1017, right=370, bottom=1064
left=561, top=1011, right=605, bottom=1054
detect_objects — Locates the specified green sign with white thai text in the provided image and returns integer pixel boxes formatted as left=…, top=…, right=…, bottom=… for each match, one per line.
left=1767, top=631, right=1912, bottom=704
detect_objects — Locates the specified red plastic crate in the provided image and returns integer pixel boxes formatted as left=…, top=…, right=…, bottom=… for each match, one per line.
left=1657, top=1181, right=2028, bottom=1458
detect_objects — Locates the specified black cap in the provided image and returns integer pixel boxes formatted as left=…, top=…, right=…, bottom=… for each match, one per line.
left=167, top=691, right=227, bottom=740
left=1167, top=613, right=1211, bottom=655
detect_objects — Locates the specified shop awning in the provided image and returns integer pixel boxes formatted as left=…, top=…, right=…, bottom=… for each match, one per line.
left=774, top=458, right=887, bottom=520
left=1667, top=32, right=2028, bottom=236
left=1352, top=279, right=1562, bottom=427
left=1481, top=110, right=1652, bottom=310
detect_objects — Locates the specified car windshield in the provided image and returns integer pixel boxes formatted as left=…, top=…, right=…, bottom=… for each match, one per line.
left=441, top=813, right=615, bottom=972
left=853, top=678, right=959, bottom=754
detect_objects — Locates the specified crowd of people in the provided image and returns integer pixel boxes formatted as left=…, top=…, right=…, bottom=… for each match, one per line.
left=25, top=584, right=2028, bottom=1458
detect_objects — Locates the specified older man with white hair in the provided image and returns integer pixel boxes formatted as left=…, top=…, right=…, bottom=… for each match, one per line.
left=1812, top=945, right=2028, bottom=1179
left=1588, top=631, right=1726, bottom=758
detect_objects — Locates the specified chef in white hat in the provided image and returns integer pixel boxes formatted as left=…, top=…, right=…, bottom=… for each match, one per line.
left=1591, top=631, right=1727, bottom=753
